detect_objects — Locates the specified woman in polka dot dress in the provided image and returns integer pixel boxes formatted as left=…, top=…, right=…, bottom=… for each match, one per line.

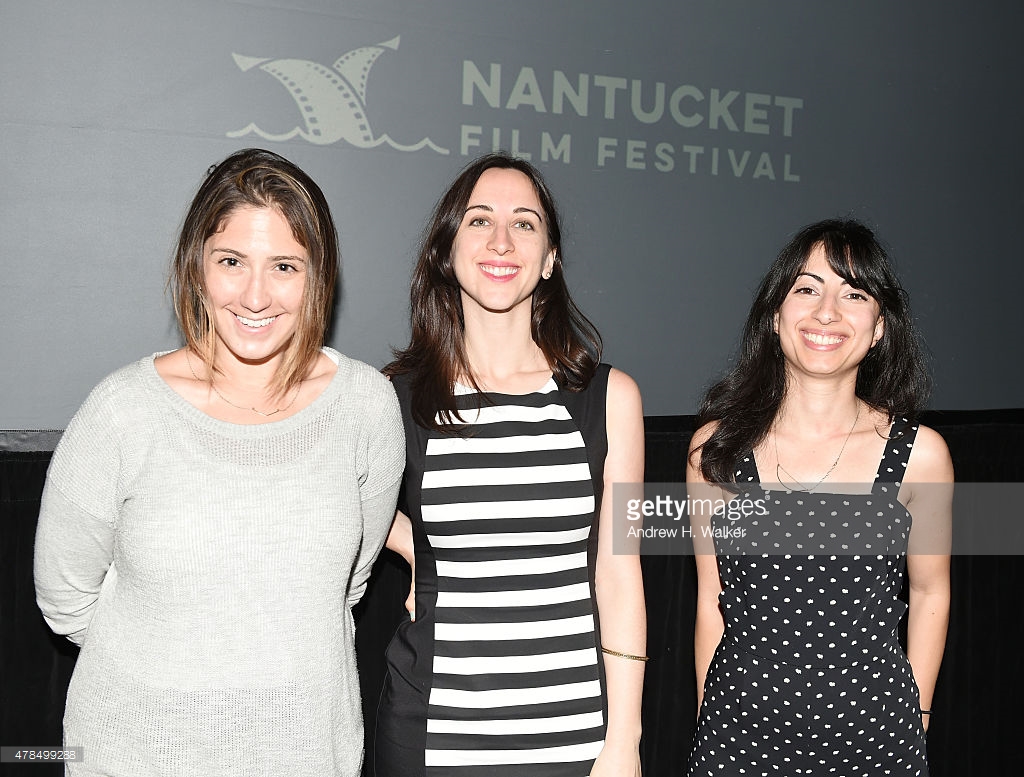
left=686, top=219, right=953, bottom=776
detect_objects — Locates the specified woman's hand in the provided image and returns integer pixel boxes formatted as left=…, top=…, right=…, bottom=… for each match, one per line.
left=386, top=510, right=416, bottom=620
left=590, top=738, right=641, bottom=776
left=404, top=566, right=416, bottom=621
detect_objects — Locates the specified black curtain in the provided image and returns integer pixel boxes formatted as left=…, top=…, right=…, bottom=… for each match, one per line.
left=2, top=410, right=1021, bottom=776
left=1, top=452, right=79, bottom=777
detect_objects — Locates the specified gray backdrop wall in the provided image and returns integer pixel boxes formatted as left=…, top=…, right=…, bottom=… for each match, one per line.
left=3, top=0, right=1022, bottom=432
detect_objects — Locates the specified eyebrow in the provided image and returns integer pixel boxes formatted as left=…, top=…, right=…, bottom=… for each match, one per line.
left=796, top=271, right=857, bottom=287
left=464, top=204, right=544, bottom=222
left=209, top=247, right=308, bottom=264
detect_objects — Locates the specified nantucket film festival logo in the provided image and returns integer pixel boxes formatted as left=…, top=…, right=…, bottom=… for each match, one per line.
left=228, top=34, right=805, bottom=182
left=228, top=36, right=449, bottom=153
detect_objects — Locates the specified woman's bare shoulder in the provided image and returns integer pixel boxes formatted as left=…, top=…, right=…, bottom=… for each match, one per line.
left=906, top=423, right=954, bottom=483
left=689, top=420, right=719, bottom=453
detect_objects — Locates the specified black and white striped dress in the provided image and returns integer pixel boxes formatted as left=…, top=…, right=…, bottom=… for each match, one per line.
left=375, top=371, right=610, bottom=777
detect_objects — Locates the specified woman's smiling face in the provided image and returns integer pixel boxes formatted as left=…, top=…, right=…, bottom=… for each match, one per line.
left=774, top=243, right=884, bottom=380
left=202, top=205, right=308, bottom=368
left=451, top=167, right=555, bottom=318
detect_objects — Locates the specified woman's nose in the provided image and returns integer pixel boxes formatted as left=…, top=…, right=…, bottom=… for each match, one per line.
left=486, top=222, right=514, bottom=255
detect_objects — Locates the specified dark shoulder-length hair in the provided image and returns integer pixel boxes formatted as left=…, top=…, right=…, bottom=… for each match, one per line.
left=695, top=218, right=931, bottom=484
left=385, top=151, right=602, bottom=430
left=170, top=147, right=339, bottom=397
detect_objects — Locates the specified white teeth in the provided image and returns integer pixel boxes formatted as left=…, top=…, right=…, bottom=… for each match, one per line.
left=482, top=265, right=518, bottom=277
left=804, top=332, right=844, bottom=345
left=236, top=315, right=276, bottom=328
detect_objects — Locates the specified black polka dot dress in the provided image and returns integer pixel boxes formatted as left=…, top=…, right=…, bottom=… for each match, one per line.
left=688, top=420, right=929, bottom=776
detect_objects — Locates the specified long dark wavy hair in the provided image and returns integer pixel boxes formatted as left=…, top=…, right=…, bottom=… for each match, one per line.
left=694, top=218, right=931, bottom=484
left=385, top=152, right=602, bottom=430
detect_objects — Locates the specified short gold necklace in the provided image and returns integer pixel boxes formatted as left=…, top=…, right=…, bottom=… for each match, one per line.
left=186, top=351, right=299, bottom=418
left=774, top=402, right=861, bottom=492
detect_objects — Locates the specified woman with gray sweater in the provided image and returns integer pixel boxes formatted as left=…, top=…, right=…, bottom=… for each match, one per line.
left=34, top=148, right=405, bottom=776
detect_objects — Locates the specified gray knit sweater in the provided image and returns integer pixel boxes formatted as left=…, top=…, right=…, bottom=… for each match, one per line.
left=34, top=349, right=405, bottom=777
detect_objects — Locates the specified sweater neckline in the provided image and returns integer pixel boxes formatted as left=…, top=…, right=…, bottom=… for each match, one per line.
left=142, top=347, right=347, bottom=437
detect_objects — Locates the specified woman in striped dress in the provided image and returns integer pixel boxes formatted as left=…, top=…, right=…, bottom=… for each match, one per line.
left=374, top=152, right=646, bottom=777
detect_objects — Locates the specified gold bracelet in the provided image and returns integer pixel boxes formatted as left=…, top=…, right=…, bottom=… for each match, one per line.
left=601, top=646, right=649, bottom=662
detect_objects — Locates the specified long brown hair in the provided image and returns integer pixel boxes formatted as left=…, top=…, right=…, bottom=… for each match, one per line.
left=386, top=152, right=601, bottom=430
left=170, top=148, right=339, bottom=397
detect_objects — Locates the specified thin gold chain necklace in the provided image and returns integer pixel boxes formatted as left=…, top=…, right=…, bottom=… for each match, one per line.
left=186, top=351, right=299, bottom=418
left=773, top=402, right=861, bottom=492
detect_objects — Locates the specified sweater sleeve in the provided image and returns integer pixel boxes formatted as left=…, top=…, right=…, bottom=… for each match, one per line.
left=34, top=378, right=127, bottom=646
left=348, top=376, right=405, bottom=607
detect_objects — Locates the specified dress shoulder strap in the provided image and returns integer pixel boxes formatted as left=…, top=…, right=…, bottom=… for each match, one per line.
left=873, top=417, right=920, bottom=488
left=557, top=363, right=611, bottom=503
left=733, top=451, right=760, bottom=485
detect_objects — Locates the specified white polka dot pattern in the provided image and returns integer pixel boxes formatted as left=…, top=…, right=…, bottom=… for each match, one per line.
left=688, top=421, right=929, bottom=776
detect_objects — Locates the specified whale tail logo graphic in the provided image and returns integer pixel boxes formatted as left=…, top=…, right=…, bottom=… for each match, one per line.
left=228, top=36, right=448, bottom=154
